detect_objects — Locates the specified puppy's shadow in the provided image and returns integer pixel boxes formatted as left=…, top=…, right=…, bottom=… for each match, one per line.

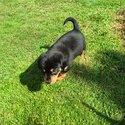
left=71, top=50, right=125, bottom=124
left=19, top=59, right=44, bottom=92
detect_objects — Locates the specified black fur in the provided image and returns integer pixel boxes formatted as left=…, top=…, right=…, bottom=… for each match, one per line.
left=38, top=17, right=86, bottom=83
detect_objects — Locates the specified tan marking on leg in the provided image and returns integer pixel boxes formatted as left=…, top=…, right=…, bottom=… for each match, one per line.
left=50, top=70, right=61, bottom=84
left=50, top=74, right=58, bottom=84
left=80, top=51, right=85, bottom=64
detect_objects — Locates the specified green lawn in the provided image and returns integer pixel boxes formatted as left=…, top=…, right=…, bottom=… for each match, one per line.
left=0, top=0, right=125, bottom=125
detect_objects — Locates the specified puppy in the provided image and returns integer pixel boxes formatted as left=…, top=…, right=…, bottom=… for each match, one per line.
left=38, top=17, right=86, bottom=84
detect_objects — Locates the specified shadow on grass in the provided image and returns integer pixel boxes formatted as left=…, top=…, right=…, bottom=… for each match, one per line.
left=82, top=102, right=125, bottom=125
left=82, top=102, right=120, bottom=125
left=40, top=44, right=50, bottom=49
left=71, top=50, right=125, bottom=124
left=19, top=59, right=44, bottom=92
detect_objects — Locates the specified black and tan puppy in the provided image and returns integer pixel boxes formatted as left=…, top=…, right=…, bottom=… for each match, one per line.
left=38, top=17, right=86, bottom=84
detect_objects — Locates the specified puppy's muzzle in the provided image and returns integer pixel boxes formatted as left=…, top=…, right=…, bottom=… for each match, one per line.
left=44, top=74, right=58, bottom=84
left=44, top=71, right=61, bottom=84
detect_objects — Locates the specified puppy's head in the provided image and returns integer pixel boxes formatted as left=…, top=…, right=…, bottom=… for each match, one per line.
left=38, top=53, right=62, bottom=84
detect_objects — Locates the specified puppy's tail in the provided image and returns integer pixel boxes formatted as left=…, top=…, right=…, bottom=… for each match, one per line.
left=64, top=17, right=80, bottom=31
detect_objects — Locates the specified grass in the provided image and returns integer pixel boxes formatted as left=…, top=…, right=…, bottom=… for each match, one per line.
left=0, top=0, right=125, bottom=124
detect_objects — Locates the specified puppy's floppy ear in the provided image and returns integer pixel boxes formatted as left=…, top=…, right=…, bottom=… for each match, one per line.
left=38, top=53, right=47, bottom=69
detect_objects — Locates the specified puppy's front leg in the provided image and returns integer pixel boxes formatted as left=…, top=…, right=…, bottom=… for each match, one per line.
left=58, top=72, right=67, bottom=81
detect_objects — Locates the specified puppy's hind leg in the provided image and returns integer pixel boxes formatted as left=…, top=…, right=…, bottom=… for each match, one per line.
left=80, top=51, right=86, bottom=64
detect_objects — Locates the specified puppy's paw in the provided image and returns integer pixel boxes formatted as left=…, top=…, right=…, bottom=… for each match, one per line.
left=58, top=73, right=67, bottom=81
